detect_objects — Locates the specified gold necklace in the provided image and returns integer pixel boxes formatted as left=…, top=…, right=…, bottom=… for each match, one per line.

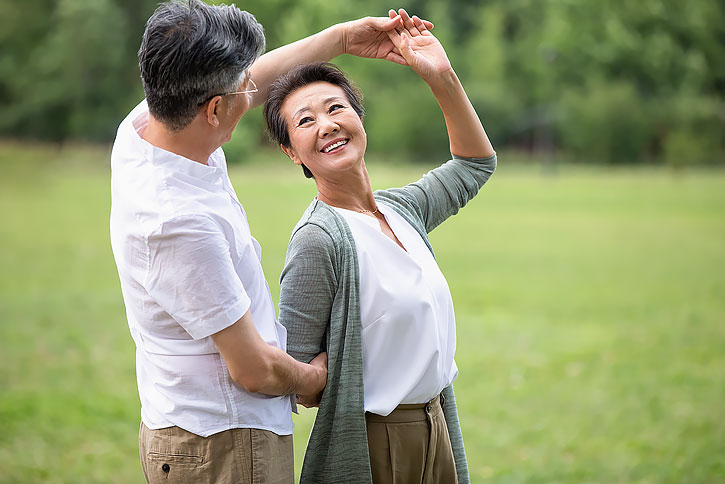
left=356, top=206, right=379, bottom=215
left=315, top=196, right=378, bottom=215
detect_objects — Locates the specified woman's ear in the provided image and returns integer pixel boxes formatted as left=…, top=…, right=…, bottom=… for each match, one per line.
left=205, top=96, right=222, bottom=128
left=281, top=145, right=302, bottom=166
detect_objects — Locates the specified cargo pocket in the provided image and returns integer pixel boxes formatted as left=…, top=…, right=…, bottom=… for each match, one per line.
left=140, top=425, right=206, bottom=484
left=146, top=451, right=204, bottom=483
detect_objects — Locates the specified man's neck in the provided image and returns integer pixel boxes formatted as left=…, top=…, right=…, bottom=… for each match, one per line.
left=141, top=115, right=216, bottom=165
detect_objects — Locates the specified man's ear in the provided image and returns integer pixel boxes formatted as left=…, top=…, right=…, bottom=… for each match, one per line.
left=281, top=145, right=302, bottom=166
left=205, top=96, right=222, bottom=128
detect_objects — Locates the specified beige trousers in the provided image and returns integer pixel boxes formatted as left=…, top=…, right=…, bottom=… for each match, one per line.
left=139, top=423, right=293, bottom=484
left=365, top=394, right=458, bottom=484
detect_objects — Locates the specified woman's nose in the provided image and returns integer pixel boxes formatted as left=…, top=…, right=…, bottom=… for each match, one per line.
left=319, top=116, right=339, bottom=136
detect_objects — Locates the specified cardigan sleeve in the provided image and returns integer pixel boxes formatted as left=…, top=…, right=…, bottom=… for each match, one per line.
left=279, top=222, right=337, bottom=363
left=377, top=153, right=497, bottom=234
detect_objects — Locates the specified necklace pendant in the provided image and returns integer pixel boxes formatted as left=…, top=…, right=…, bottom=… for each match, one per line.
left=357, top=206, right=379, bottom=215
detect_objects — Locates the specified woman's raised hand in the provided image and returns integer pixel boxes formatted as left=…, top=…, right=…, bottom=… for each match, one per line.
left=387, top=8, right=452, bottom=83
left=388, top=9, right=494, bottom=159
left=341, top=13, right=434, bottom=66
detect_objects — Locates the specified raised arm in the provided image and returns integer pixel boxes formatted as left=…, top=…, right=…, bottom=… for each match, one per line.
left=375, top=10, right=496, bottom=233
left=249, top=14, right=434, bottom=109
left=387, top=9, right=494, bottom=158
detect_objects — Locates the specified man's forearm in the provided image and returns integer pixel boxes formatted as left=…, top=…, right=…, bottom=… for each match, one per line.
left=211, top=310, right=326, bottom=397
left=255, top=345, right=326, bottom=396
left=249, top=24, right=344, bottom=108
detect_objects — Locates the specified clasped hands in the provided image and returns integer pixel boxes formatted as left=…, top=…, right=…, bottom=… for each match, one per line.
left=343, top=8, right=452, bottom=82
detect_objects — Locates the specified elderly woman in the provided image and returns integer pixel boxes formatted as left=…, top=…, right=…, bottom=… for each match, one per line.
left=264, top=10, right=496, bottom=484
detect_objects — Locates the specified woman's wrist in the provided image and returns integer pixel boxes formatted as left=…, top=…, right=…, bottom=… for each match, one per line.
left=427, top=68, right=461, bottom=99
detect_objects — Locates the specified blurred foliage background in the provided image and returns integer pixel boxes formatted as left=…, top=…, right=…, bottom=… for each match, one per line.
left=0, top=0, right=723, bottom=165
left=1, top=0, right=724, bottom=483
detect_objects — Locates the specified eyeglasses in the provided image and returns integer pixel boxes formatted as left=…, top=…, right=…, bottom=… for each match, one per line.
left=198, top=78, right=258, bottom=106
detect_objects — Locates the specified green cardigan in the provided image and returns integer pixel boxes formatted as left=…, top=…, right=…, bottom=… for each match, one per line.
left=279, top=153, right=497, bottom=484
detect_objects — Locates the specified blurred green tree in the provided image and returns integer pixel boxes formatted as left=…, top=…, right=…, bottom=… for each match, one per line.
left=0, top=0, right=721, bottom=163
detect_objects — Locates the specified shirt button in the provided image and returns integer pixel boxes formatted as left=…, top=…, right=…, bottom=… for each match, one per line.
left=162, top=463, right=170, bottom=473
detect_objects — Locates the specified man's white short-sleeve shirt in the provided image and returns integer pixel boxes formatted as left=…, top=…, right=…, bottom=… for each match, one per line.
left=110, top=101, right=293, bottom=437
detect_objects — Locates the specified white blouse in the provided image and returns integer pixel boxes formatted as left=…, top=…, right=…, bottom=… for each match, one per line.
left=333, top=204, right=458, bottom=416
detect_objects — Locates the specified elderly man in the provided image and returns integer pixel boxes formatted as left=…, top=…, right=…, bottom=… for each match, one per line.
left=109, top=1, right=422, bottom=482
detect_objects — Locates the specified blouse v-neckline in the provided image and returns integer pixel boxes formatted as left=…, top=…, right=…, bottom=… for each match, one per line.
left=333, top=205, right=408, bottom=253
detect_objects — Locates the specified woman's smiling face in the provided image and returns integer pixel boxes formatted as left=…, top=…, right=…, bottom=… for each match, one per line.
left=280, top=81, right=367, bottom=178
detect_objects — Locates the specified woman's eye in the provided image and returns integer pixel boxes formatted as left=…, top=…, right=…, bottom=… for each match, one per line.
left=298, top=116, right=313, bottom=126
left=329, top=104, right=345, bottom=113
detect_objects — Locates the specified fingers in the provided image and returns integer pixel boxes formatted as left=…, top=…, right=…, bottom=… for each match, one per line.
left=412, top=15, right=431, bottom=33
left=384, top=17, right=415, bottom=66
left=386, top=51, right=408, bottom=66
left=419, top=17, right=434, bottom=30
left=396, top=7, right=434, bottom=31
left=310, top=351, right=328, bottom=369
left=385, top=26, right=403, bottom=50
left=310, top=351, right=327, bottom=370
left=390, top=8, right=433, bottom=36
left=398, top=31, right=415, bottom=65
left=398, top=8, right=421, bottom=36
left=370, top=13, right=402, bottom=31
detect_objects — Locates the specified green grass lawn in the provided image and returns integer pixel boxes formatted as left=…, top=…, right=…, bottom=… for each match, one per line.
left=1, top=142, right=723, bottom=483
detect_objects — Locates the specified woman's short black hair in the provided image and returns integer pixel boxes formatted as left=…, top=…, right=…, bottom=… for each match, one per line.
left=264, top=62, right=364, bottom=178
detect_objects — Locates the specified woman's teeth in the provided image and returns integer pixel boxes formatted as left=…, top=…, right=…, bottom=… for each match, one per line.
left=323, top=140, right=347, bottom=153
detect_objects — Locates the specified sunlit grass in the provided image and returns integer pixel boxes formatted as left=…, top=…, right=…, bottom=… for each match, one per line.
left=1, top=142, right=723, bottom=482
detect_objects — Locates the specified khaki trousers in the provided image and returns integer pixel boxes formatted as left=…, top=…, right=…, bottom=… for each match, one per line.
left=139, top=423, right=293, bottom=484
left=365, top=394, right=458, bottom=484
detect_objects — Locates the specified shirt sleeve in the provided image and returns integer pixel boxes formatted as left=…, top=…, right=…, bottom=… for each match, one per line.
left=144, top=214, right=251, bottom=340
left=377, top=153, right=497, bottom=233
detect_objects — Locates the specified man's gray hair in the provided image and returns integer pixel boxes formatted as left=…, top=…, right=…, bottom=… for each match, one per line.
left=139, top=0, right=265, bottom=131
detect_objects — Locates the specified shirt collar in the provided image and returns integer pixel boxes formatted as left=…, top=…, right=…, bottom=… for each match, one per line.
left=124, top=100, right=224, bottom=184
